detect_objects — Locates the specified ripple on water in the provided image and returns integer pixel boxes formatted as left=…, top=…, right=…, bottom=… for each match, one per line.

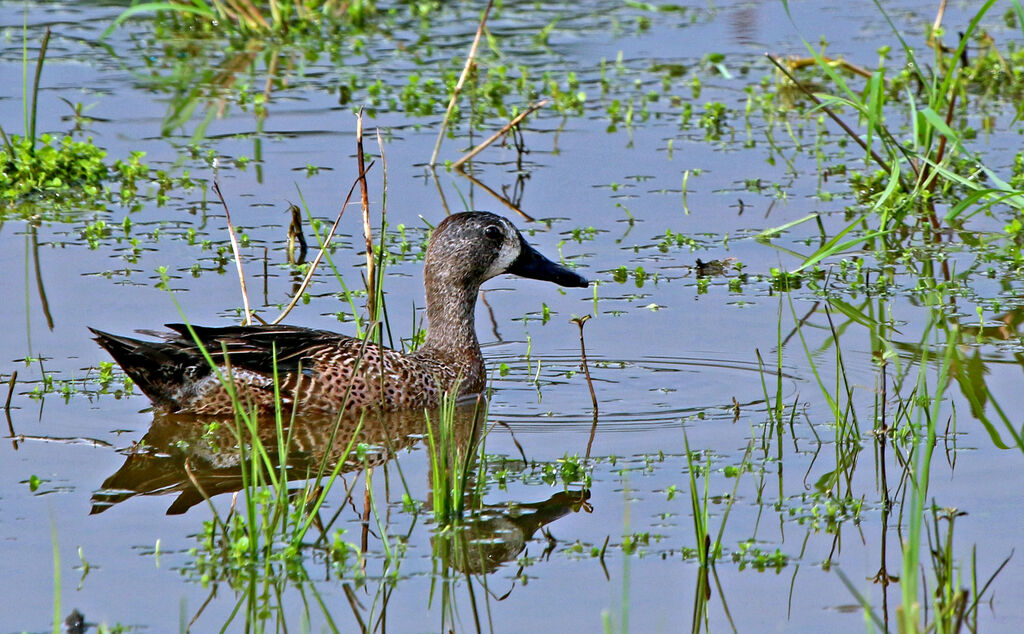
left=485, top=351, right=801, bottom=432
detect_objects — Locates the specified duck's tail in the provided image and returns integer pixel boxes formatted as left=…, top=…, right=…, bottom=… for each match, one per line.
left=89, top=327, right=201, bottom=408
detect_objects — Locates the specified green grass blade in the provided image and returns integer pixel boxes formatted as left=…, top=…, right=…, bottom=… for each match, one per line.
left=101, top=2, right=216, bottom=39
left=755, top=213, right=819, bottom=241
left=791, top=226, right=889, bottom=274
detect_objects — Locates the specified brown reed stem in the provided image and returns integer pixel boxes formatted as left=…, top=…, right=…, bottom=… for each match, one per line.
left=572, top=315, right=598, bottom=413
left=30, top=226, right=54, bottom=331
left=271, top=160, right=375, bottom=324
left=921, top=84, right=957, bottom=230
left=452, top=99, right=550, bottom=171
left=213, top=179, right=254, bottom=325
left=356, top=111, right=376, bottom=330
left=429, top=0, right=494, bottom=166
left=4, top=371, right=17, bottom=412
left=28, top=27, right=50, bottom=153
left=457, top=169, right=535, bottom=222
left=374, top=127, right=391, bottom=345
left=286, top=203, right=307, bottom=264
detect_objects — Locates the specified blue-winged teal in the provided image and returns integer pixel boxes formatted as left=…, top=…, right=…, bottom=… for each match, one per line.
left=91, top=212, right=588, bottom=416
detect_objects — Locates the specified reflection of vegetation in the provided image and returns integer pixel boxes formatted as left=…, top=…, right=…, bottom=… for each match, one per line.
left=773, top=272, right=1013, bottom=633
left=90, top=400, right=591, bottom=629
left=166, top=402, right=365, bottom=628
left=110, top=0, right=363, bottom=36
left=108, top=1, right=611, bottom=141
left=430, top=489, right=590, bottom=630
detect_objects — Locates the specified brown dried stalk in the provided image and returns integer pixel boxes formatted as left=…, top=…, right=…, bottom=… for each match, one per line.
left=428, top=0, right=494, bottom=166
left=4, top=371, right=16, bottom=413
left=356, top=110, right=375, bottom=325
left=213, top=179, right=254, bottom=325
left=572, top=315, right=598, bottom=413
left=271, top=161, right=375, bottom=324
left=452, top=99, right=550, bottom=171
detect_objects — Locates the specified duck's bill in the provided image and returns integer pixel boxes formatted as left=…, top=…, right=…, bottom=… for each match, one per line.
left=509, top=236, right=589, bottom=288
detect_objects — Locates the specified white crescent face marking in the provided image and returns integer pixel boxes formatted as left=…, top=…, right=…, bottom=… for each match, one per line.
left=481, top=218, right=522, bottom=281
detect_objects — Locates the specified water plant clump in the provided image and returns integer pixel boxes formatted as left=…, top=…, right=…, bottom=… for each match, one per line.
left=186, top=503, right=364, bottom=590
left=2, top=136, right=166, bottom=215
left=0, top=133, right=108, bottom=201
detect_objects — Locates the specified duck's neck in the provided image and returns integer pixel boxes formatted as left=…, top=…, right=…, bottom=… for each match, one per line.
left=419, top=274, right=481, bottom=355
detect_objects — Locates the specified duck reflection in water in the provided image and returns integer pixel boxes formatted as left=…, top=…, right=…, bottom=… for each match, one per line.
left=91, top=402, right=486, bottom=515
left=91, top=401, right=590, bottom=574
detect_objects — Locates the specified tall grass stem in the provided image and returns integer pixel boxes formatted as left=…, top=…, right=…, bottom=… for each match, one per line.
left=28, top=27, right=49, bottom=154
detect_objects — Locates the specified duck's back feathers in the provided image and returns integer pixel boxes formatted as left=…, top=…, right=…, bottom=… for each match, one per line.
left=161, top=323, right=346, bottom=375
left=91, top=324, right=483, bottom=416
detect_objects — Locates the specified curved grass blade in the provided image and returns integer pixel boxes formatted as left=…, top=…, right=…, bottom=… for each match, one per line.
left=101, top=2, right=216, bottom=39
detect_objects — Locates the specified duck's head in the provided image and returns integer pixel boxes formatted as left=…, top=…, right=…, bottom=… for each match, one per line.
left=425, top=212, right=589, bottom=290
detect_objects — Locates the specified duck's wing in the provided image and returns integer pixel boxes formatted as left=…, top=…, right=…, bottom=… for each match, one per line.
left=162, top=323, right=352, bottom=376
left=91, top=324, right=358, bottom=412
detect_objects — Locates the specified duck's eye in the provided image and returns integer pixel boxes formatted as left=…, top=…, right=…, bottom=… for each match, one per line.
left=484, top=225, right=503, bottom=241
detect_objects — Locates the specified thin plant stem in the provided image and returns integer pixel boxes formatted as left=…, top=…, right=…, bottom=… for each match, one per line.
left=212, top=180, right=254, bottom=325
left=29, top=27, right=50, bottom=154
left=183, top=458, right=228, bottom=535
left=571, top=315, right=598, bottom=413
left=457, top=169, right=535, bottom=221
left=429, top=0, right=494, bottom=166
left=272, top=160, right=374, bottom=324
left=31, top=226, right=54, bottom=330
left=452, top=99, right=550, bottom=171
left=4, top=370, right=16, bottom=412
left=356, top=110, right=375, bottom=329
left=374, top=126, right=392, bottom=347
left=293, top=186, right=365, bottom=335
left=286, top=203, right=307, bottom=264
left=0, top=122, right=14, bottom=156
left=428, top=166, right=453, bottom=216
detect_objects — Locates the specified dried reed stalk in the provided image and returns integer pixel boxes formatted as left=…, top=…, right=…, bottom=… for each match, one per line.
left=356, top=111, right=376, bottom=324
left=213, top=180, right=254, bottom=325
left=271, top=162, right=375, bottom=324
left=452, top=99, right=550, bottom=171
left=428, top=0, right=494, bottom=166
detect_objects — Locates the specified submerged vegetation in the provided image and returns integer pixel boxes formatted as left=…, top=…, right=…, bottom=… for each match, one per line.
left=4, top=0, right=1024, bottom=631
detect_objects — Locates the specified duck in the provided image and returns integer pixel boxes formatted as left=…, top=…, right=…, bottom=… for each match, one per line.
left=91, top=211, right=589, bottom=416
